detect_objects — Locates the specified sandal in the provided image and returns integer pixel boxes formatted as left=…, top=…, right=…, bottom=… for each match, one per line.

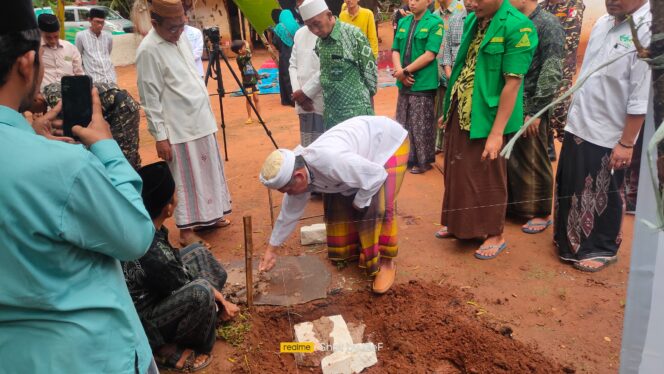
left=434, top=226, right=454, bottom=239
left=156, top=347, right=213, bottom=373
left=521, top=219, right=553, bottom=234
left=179, top=236, right=212, bottom=250
left=194, top=218, right=231, bottom=232
left=573, top=257, right=617, bottom=273
left=474, top=242, right=507, bottom=260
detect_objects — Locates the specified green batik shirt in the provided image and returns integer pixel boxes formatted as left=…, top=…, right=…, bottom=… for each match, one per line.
left=523, top=6, right=565, bottom=117
left=316, top=19, right=377, bottom=128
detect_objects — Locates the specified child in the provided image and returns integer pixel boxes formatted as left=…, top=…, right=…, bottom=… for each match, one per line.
left=231, top=40, right=261, bottom=125
left=392, top=0, right=443, bottom=174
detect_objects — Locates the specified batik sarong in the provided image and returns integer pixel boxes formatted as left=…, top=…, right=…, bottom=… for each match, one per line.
left=169, top=134, right=232, bottom=229
left=325, top=140, right=409, bottom=276
left=395, top=92, right=436, bottom=169
left=506, top=117, right=554, bottom=218
left=554, top=133, right=626, bottom=261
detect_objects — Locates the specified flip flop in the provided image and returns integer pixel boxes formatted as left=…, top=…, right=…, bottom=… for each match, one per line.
left=156, top=348, right=213, bottom=373
left=521, top=219, right=553, bottom=234
left=474, top=242, right=507, bottom=260
left=179, top=237, right=212, bottom=250
left=435, top=226, right=454, bottom=239
left=573, top=257, right=617, bottom=273
left=194, top=218, right=231, bottom=232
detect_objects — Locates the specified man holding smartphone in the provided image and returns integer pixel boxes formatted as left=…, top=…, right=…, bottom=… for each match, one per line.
left=0, top=2, right=157, bottom=373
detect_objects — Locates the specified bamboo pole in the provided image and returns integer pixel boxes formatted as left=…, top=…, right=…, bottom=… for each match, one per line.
left=243, top=215, right=254, bottom=309
left=267, top=189, right=275, bottom=228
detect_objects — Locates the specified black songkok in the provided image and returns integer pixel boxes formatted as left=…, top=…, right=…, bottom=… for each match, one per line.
left=137, top=162, right=176, bottom=219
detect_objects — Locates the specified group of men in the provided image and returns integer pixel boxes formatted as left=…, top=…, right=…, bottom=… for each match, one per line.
left=0, top=0, right=655, bottom=372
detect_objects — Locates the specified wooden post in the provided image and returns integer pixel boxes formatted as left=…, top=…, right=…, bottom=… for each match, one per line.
left=267, top=189, right=275, bottom=228
left=243, top=215, right=254, bottom=308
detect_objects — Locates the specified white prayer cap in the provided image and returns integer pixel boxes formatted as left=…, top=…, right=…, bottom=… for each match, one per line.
left=259, top=149, right=296, bottom=189
left=298, top=0, right=329, bottom=21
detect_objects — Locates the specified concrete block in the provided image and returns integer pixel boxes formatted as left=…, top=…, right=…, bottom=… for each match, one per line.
left=300, top=223, right=327, bottom=245
left=293, top=315, right=377, bottom=371
left=321, top=344, right=378, bottom=374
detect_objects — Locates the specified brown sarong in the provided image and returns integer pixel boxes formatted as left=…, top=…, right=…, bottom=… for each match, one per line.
left=441, top=99, right=507, bottom=239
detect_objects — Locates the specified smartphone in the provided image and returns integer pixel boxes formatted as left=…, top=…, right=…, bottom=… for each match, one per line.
left=61, top=75, right=93, bottom=139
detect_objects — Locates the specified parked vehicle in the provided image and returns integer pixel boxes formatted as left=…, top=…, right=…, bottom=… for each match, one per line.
left=34, top=5, right=132, bottom=44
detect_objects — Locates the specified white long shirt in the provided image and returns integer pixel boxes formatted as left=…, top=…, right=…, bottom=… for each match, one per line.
left=136, top=29, right=217, bottom=144
left=184, top=25, right=205, bottom=77
left=565, top=2, right=651, bottom=148
left=75, top=29, right=116, bottom=84
left=289, top=27, right=324, bottom=115
left=269, top=116, right=408, bottom=246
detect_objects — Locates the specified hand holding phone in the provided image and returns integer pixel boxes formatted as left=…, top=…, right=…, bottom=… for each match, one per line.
left=61, top=75, right=93, bottom=139
left=72, top=87, right=113, bottom=147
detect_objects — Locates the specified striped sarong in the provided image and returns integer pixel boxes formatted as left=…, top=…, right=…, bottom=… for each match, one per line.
left=169, top=134, right=232, bottom=229
left=325, top=140, right=409, bottom=276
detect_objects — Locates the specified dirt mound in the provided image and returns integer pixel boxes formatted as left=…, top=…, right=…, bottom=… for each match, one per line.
left=231, top=280, right=567, bottom=373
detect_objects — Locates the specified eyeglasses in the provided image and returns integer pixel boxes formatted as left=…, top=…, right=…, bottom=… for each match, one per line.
left=165, top=23, right=185, bottom=34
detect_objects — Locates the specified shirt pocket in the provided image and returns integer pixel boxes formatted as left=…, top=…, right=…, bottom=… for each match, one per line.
left=605, top=42, right=632, bottom=80
left=414, top=31, right=430, bottom=52
left=483, top=43, right=505, bottom=71
left=329, top=54, right=346, bottom=81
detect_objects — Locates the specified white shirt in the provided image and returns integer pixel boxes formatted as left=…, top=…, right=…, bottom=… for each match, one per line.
left=565, top=2, right=651, bottom=148
left=269, top=116, right=408, bottom=246
left=75, top=29, right=116, bottom=84
left=184, top=25, right=205, bottom=77
left=136, top=29, right=217, bottom=144
left=289, top=27, right=324, bottom=115
left=40, top=39, right=84, bottom=91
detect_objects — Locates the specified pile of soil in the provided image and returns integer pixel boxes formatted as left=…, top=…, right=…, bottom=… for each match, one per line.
left=231, top=280, right=569, bottom=373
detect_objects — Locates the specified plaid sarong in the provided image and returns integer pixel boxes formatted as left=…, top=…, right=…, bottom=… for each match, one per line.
left=324, top=140, right=409, bottom=276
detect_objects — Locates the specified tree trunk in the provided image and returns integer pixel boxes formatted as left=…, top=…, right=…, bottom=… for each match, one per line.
left=652, top=4, right=664, bottom=189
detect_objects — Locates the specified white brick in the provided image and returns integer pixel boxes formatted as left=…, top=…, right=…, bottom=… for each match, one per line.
left=321, top=344, right=378, bottom=374
left=300, top=223, right=327, bottom=245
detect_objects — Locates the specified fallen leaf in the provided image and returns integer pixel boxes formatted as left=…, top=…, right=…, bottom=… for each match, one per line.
left=512, top=293, right=518, bottom=298
left=604, top=336, right=612, bottom=342
left=467, top=301, right=479, bottom=307
left=228, top=357, right=236, bottom=363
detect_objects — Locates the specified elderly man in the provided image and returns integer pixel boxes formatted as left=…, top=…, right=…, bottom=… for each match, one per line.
left=258, top=116, right=409, bottom=294
left=506, top=0, right=564, bottom=233
left=75, top=7, right=116, bottom=84
left=435, top=0, right=537, bottom=260
left=37, top=14, right=83, bottom=92
left=137, top=0, right=232, bottom=248
left=0, top=1, right=156, bottom=373
left=292, top=0, right=377, bottom=129
left=290, top=0, right=325, bottom=146
left=554, top=0, right=651, bottom=272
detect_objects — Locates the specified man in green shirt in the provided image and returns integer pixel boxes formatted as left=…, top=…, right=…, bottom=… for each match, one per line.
left=392, top=0, right=444, bottom=174
left=294, top=0, right=377, bottom=129
left=435, top=0, right=537, bottom=260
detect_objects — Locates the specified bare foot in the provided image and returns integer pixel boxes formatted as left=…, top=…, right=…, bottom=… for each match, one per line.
left=156, top=345, right=210, bottom=371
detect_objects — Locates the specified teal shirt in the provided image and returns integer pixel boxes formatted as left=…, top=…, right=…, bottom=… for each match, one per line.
left=0, top=106, right=155, bottom=374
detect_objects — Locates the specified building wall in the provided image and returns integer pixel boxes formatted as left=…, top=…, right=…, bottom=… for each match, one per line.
left=188, top=0, right=232, bottom=46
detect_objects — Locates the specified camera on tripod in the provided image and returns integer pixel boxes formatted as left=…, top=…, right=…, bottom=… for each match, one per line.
left=203, top=26, right=221, bottom=45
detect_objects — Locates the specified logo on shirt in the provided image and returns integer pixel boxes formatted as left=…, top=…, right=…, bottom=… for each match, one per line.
left=515, top=33, right=531, bottom=48
left=490, top=37, right=504, bottom=43
left=519, top=27, right=532, bottom=33
left=435, top=26, right=443, bottom=36
left=619, top=34, right=633, bottom=44
left=64, top=56, right=72, bottom=62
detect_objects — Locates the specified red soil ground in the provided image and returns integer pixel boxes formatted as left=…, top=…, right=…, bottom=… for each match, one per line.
left=119, top=22, right=630, bottom=373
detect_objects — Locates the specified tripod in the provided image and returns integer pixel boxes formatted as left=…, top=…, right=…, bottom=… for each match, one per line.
left=204, top=37, right=278, bottom=161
